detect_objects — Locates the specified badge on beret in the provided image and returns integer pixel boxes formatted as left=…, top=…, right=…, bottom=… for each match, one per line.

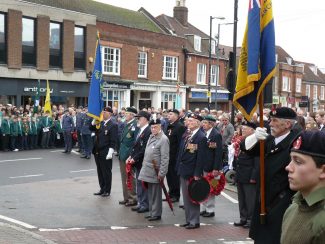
left=293, top=136, right=302, bottom=150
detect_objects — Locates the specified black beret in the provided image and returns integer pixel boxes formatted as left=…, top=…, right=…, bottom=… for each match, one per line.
left=168, top=109, right=180, bottom=115
left=126, top=107, right=138, bottom=114
left=103, top=106, right=113, bottom=113
left=135, top=111, right=151, bottom=121
left=270, top=107, right=296, bottom=120
left=188, top=113, right=203, bottom=121
left=242, top=120, right=257, bottom=129
left=203, top=115, right=216, bottom=122
left=149, top=118, right=161, bottom=125
left=291, top=131, right=325, bottom=159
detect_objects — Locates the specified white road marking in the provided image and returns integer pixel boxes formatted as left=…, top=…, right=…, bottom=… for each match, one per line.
left=223, top=242, right=254, bottom=244
left=221, top=192, right=238, bottom=204
left=218, top=239, right=225, bottom=241
left=9, top=174, right=44, bottom=179
left=159, top=242, right=167, bottom=244
left=70, top=169, right=95, bottom=173
left=39, top=228, right=85, bottom=232
left=0, top=214, right=37, bottom=229
left=50, top=150, right=64, bottom=152
left=187, top=241, right=197, bottom=243
left=71, top=150, right=80, bottom=155
left=111, top=226, right=128, bottom=230
left=0, top=158, right=42, bottom=163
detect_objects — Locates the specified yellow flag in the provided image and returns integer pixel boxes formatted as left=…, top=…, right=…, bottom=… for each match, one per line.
left=44, top=80, right=52, bottom=116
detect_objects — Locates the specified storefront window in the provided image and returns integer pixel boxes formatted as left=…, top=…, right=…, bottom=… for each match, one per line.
left=102, top=90, right=125, bottom=110
left=74, top=26, right=85, bottom=70
left=161, top=92, right=176, bottom=109
left=0, top=13, right=6, bottom=64
left=49, top=22, right=62, bottom=67
left=22, top=17, right=36, bottom=66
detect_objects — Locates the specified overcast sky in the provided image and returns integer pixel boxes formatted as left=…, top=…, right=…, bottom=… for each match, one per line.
left=97, top=0, right=325, bottom=70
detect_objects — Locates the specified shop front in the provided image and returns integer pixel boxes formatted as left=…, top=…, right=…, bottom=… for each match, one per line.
left=101, top=80, right=132, bottom=110
left=189, top=88, right=230, bottom=111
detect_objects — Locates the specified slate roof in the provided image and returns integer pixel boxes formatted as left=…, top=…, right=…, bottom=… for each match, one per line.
left=22, top=0, right=163, bottom=33
left=296, top=61, right=325, bottom=83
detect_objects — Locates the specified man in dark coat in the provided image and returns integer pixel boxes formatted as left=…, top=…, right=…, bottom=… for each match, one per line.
left=62, top=109, right=74, bottom=153
left=176, top=113, right=207, bottom=229
left=233, top=121, right=259, bottom=228
left=80, top=109, right=93, bottom=159
left=127, top=111, right=151, bottom=213
left=166, top=109, right=186, bottom=202
left=242, top=107, right=301, bottom=244
left=90, top=106, right=118, bottom=197
left=200, top=115, right=223, bottom=218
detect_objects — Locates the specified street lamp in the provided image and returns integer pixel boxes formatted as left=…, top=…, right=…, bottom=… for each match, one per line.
left=215, top=22, right=234, bottom=110
left=208, top=16, right=225, bottom=112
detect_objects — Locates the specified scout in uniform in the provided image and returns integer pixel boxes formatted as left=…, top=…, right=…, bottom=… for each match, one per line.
left=1, top=115, right=10, bottom=151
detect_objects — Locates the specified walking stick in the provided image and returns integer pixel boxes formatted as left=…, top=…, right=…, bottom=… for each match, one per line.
left=259, top=94, right=266, bottom=224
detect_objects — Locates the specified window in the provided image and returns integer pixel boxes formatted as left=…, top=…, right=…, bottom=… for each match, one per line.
left=138, top=51, right=147, bottom=78
left=273, top=76, right=278, bottom=94
left=161, top=92, right=177, bottom=109
left=306, top=84, right=310, bottom=98
left=102, top=46, right=120, bottom=75
left=313, top=85, right=318, bottom=100
left=74, top=26, right=85, bottom=70
left=211, top=65, right=219, bottom=85
left=163, top=55, right=178, bottom=80
left=321, top=86, right=325, bottom=100
left=22, top=17, right=35, bottom=66
left=194, top=35, right=201, bottom=52
left=282, top=76, right=289, bottom=91
left=0, top=13, right=6, bottom=64
left=197, top=63, right=206, bottom=84
left=296, top=78, right=301, bottom=93
left=49, top=22, right=62, bottom=67
left=211, top=39, right=216, bottom=55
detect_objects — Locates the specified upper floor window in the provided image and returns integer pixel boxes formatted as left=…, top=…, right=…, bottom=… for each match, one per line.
left=138, top=51, right=147, bottom=78
left=296, top=78, right=302, bottom=93
left=163, top=55, right=178, bottom=80
left=0, top=13, right=6, bottom=64
left=306, top=84, right=310, bottom=98
left=196, top=63, right=206, bottom=84
left=273, top=76, right=278, bottom=94
left=102, top=46, right=120, bottom=75
left=313, top=85, right=318, bottom=100
left=49, top=22, right=62, bottom=67
left=211, top=65, right=219, bottom=86
left=22, top=17, right=35, bottom=66
left=211, top=39, right=216, bottom=55
left=282, top=76, right=290, bottom=91
left=194, top=35, right=201, bottom=52
left=74, top=26, right=85, bottom=70
left=321, top=86, right=325, bottom=100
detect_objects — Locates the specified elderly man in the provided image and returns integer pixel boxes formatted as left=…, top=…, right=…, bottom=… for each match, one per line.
left=138, top=116, right=170, bottom=221
left=281, top=130, right=325, bottom=244
left=315, top=110, right=325, bottom=131
left=243, top=107, right=301, bottom=244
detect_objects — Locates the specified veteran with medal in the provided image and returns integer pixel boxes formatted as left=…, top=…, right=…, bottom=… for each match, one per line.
left=176, top=113, right=208, bottom=229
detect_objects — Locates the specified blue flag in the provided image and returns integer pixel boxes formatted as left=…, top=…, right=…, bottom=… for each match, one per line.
left=87, top=36, right=103, bottom=120
left=233, top=0, right=276, bottom=120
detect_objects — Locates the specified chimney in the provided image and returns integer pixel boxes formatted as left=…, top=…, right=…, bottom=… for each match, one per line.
left=174, top=0, right=188, bottom=26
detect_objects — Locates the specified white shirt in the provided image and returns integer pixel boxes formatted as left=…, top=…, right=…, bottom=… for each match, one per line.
left=205, top=128, right=213, bottom=138
left=137, top=124, right=149, bottom=139
left=274, top=131, right=290, bottom=145
left=190, top=127, right=200, bottom=139
left=103, top=118, right=111, bottom=126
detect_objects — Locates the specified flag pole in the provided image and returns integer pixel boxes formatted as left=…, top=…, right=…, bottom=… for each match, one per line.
left=259, top=93, right=266, bottom=224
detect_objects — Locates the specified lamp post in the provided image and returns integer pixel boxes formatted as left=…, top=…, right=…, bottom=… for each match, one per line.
left=208, top=16, right=225, bottom=112
left=215, top=22, right=234, bottom=110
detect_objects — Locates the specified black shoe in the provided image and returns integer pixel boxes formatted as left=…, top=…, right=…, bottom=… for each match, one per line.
left=200, top=211, right=207, bottom=216
left=185, top=224, right=200, bottom=229
left=119, top=200, right=127, bottom=205
left=180, top=223, right=190, bottom=227
left=202, top=212, right=215, bottom=218
left=80, top=155, right=87, bottom=158
left=179, top=205, right=184, bottom=209
left=144, top=215, right=152, bottom=219
left=101, top=192, right=110, bottom=197
left=162, top=198, right=167, bottom=202
left=93, top=191, right=103, bottom=196
left=131, top=206, right=140, bottom=212
left=148, top=216, right=161, bottom=221
left=125, top=202, right=137, bottom=207
left=86, top=156, right=91, bottom=159
left=62, top=151, right=68, bottom=153
left=234, top=220, right=247, bottom=227
left=243, top=223, right=251, bottom=229
left=170, top=197, right=179, bottom=203
left=137, top=208, right=149, bottom=213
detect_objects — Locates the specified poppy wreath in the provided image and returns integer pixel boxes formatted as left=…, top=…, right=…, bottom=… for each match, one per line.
left=204, top=172, right=226, bottom=196
left=125, top=163, right=133, bottom=190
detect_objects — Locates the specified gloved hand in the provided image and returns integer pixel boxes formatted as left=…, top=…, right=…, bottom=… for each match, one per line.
left=91, top=132, right=95, bottom=137
left=106, top=148, right=114, bottom=160
left=245, top=127, right=268, bottom=150
left=255, top=127, right=268, bottom=140
left=91, top=119, right=100, bottom=126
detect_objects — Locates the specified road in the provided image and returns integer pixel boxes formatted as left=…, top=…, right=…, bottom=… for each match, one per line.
left=0, top=149, right=251, bottom=243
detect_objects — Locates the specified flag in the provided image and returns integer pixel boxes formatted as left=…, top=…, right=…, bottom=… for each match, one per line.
left=87, top=34, right=103, bottom=120
left=44, top=80, right=52, bottom=116
left=233, top=0, right=276, bottom=120
left=175, top=83, right=181, bottom=109
left=33, top=79, right=40, bottom=114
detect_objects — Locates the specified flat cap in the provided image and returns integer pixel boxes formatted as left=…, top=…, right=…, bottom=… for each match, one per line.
left=291, top=131, right=325, bottom=159
left=135, top=111, right=151, bottom=121
left=126, top=107, right=138, bottom=114
left=149, top=118, right=161, bottom=125
left=270, top=107, right=296, bottom=120
left=188, top=113, right=203, bottom=121
left=168, top=109, right=180, bottom=115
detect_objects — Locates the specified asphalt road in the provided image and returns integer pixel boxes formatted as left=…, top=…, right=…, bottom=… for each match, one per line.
left=0, top=149, right=250, bottom=243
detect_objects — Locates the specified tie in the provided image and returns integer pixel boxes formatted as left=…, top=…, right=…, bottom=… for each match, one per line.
left=136, top=131, right=141, bottom=141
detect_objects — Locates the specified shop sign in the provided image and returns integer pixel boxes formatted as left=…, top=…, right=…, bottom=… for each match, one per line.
left=102, top=82, right=130, bottom=89
left=24, top=87, right=53, bottom=93
left=272, top=95, right=279, bottom=104
left=280, top=96, right=287, bottom=104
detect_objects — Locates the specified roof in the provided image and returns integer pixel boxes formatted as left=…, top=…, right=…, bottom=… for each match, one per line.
left=296, top=61, right=325, bottom=83
left=276, top=46, right=295, bottom=64
left=22, top=0, right=163, bottom=33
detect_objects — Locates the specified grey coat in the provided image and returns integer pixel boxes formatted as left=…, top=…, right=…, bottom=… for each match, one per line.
left=138, top=131, right=170, bottom=184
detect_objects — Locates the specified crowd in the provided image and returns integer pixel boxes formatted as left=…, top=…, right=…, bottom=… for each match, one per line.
left=1, top=102, right=324, bottom=243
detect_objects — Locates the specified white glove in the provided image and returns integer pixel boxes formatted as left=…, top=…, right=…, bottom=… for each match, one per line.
left=91, top=119, right=100, bottom=126
left=245, top=127, right=268, bottom=150
left=106, top=148, right=114, bottom=160
left=255, top=127, right=268, bottom=140
left=91, top=132, right=95, bottom=137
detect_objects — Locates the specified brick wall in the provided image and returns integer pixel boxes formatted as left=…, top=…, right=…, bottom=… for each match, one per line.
left=7, top=9, right=22, bottom=69
left=85, top=24, right=97, bottom=73
left=62, top=20, right=74, bottom=73
left=36, top=15, right=49, bottom=71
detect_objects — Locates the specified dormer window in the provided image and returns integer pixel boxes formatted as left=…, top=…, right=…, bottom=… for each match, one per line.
left=194, top=35, right=201, bottom=52
left=211, top=39, right=216, bottom=55
left=286, top=57, right=292, bottom=65
left=310, top=65, right=318, bottom=75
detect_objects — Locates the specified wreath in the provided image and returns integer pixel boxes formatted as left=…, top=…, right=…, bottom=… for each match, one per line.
left=125, top=163, right=133, bottom=190
left=204, top=172, right=226, bottom=196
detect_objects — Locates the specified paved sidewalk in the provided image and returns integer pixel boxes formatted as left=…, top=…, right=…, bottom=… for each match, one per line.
left=0, top=222, right=56, bottom=244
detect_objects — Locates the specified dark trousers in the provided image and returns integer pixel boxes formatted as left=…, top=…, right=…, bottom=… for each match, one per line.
left=166, top=160, right=180, bottom=199
left=237, top=182, right=256, bottom=223
left=63, top=131, right=72, bottom=152
left=41, top=131, right=50, bottom=148
left=81, top=134, right=92, bottom=157
left=49, top=130, right=56, bottom=148
left=94, top=152, right=112, bottom=194
left=10, top=136, right=17, bottom=150
left=22, top=135, right=28, bottom=150
left=77, top=130, right=83, bottom=151
left=1, top=135, right=9, bottom=151
left=16, top=135, right=23, bottom=149
left=30, top=135, right=37, bottom=149
left=136, top=168, right=149, bottom=210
